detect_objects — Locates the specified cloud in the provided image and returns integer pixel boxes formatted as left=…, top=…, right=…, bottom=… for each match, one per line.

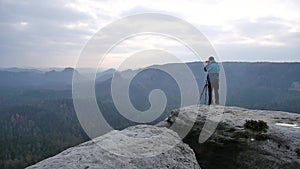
left=0, top=0, right=300, bottom=67
left=0, top=0, right=96, bottom=67
left=234, top=17, right=288, bottom=38
left=0, top=0, right=91, bottom=24
left=215, top=43, right=300, bottom=62
left=228, top=17, right=297, bottom=46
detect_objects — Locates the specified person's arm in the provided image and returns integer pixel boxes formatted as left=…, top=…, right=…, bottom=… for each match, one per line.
left=204, top=62, right=210, bottom=72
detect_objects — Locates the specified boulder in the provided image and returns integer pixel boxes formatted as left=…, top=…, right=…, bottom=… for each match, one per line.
left=26, top=125, right=200, bottom=169
left=159, top=105, right=300, bottom=169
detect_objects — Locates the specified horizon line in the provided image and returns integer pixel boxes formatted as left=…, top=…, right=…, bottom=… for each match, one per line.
left=1, top=61, right=300, bottom=69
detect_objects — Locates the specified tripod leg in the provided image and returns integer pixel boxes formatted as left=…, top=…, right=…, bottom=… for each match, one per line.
left=204, top=85, right=206, bottom=105
left=200, top=85, right=206, bottom=98
left=207, top=81, right=212, bottom=105
left=199, top=80, right=209, bottom=105
left=205, top=85, right=208, bottom=105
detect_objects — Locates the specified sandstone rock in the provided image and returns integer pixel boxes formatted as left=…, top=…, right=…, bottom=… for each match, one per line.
left=160, top=105, right=300, bottom=169
left=26, top=125, right=200, bottom=169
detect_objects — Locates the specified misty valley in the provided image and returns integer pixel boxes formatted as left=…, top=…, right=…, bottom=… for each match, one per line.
left=0, top=62, right=300, bottom=169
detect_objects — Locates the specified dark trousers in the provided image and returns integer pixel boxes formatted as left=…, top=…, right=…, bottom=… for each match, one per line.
left=208, top=81, right=219, bottom=105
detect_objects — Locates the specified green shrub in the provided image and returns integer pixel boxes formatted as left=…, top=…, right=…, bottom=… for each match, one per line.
left=244, top=120, right=269, bottom=132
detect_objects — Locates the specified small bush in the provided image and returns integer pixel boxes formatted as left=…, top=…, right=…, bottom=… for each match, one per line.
left=244, top=120, right=269, bottom=132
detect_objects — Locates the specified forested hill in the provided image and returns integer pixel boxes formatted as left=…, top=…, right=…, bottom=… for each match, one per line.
left=1, top=62, right=300, bottom=113
left=93, top=62, right=300, bottom=114
left=0, top=62, right=299, bottom=168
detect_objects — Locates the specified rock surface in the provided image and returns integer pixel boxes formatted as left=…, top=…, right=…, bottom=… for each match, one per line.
left=26, top=125, right=200, bottom=169
left=159, top=105, right=300, bottom=169
left=27, top=105, right=300, bottom=169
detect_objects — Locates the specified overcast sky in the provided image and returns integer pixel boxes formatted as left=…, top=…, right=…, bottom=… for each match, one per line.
left=0, top=0, right=299, bottom=68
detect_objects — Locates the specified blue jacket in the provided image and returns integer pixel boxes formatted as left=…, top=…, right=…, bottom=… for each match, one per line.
left=204, top=61, right=220, bottom=73
left=204, top=61, right=220, bottom=83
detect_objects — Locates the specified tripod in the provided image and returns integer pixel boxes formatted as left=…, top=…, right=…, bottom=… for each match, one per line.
left=199, top=79, right=208, bottom=105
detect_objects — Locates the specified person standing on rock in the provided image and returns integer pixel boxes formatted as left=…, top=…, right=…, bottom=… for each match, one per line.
left=204, top=56, right=220, bottom=105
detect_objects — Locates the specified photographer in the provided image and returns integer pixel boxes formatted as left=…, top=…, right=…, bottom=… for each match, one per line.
left=204, top=56, right=220, bottom=105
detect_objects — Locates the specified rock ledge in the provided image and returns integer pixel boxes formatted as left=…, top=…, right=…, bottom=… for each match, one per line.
left=26, top=125, right=200, bottom=169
